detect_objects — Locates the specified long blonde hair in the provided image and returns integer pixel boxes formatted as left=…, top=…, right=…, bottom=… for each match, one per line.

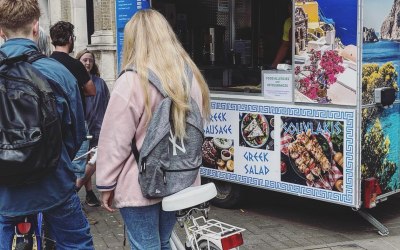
left=122, top=9, right=210, bottom=139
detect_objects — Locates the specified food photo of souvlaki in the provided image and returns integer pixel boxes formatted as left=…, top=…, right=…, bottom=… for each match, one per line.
left=288, top=141, right=319, bottom=182
left=287, top=130, right=341, bottom=190
left=296, top=130, right=331, bottom=173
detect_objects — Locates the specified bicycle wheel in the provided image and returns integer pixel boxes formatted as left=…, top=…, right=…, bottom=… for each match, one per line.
left=14, top=242, right=30, bottom=250
left=197, top=240, right=221, bottom=250
left=202, top=178, right=243, bottom=209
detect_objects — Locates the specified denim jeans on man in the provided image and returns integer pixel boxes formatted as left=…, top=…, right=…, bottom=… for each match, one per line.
left=120, top=203, right=176, bottom=250
left=0, top=192, right=93, bottom=249
left=0, top=39, right=93, bottom=248
left=71, top=122, right=90, bottom=178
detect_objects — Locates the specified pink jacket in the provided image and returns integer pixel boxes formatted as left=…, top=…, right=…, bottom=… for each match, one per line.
left=96, top=71, right=203, bottom=208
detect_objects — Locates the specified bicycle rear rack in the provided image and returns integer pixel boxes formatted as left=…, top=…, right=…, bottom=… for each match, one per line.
left=188, top=217, right=245, bottom=241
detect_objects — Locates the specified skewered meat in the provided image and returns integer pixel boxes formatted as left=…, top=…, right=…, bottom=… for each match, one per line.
left=288, top=132, right=331, bottom=187
left=306, top=173, right=315, bottom=182
left=304, top=168, right=315, bottom=181
left=297, top=131, right=331, bottom=172
left=289, top=141, right=314, bottom=174
left=309, top=163, right=322, bottom=177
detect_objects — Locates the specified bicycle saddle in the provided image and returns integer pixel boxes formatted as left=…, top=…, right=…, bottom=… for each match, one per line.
left=162, top=183, right=217, bottom=211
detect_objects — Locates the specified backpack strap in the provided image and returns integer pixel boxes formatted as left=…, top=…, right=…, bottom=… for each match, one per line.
left=25, top=51, right=47, bottom=64
left=0, top=51, right=7, bottom=69
left=119, top=68, right=168, bottom=97
left=119, top=66, right=193, bottom=163
left=119, top=66, right=193, bottom=95
left=146, top=66, right=193, bottom=94
left=131, top=140, right=140, bottom=165
left=0, top=50, right=46, bottom=66
left=0, top=51, right=6, bottom=62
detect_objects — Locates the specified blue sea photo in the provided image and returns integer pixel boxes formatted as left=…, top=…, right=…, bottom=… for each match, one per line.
left=363, top=0, right=400, bottom=191
left=317, top=0, right=358, bottom=45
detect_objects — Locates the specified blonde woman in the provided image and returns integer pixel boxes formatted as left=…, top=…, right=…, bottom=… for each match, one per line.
left=96, top=9, right=210, bottom=250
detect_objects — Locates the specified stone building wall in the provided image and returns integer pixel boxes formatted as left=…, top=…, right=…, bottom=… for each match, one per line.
left=90, top=0, right=117, bottom=88
left=42, top=0, right=117, bottom=87
left=61, top=1, right=72, bottom=21
left=0, top=1, right=117, bottom=86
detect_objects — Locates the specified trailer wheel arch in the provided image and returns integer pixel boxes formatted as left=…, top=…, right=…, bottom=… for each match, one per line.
left=202, top=178, right=243, bottom=208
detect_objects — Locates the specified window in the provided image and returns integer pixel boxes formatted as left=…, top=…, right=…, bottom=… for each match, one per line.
left=153, top=0, right=293, bottom=94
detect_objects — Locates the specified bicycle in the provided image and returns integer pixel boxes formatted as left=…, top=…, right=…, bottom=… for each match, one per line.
left=11, top=213, right=56, bottom=250
left=86, top=146, right=243, bottom=249
left=162, top=183, right=245, bottom=250
left=11, top=138, right=97, bottom=250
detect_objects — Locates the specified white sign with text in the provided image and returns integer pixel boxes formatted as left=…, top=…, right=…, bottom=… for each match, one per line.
left=263, top=71, right=293, bottom=102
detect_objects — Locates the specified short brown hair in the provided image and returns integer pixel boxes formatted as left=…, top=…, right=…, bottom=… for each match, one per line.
left=50, top=21, right=74, bottom=46
left=0, top=0, right=41, bottom=36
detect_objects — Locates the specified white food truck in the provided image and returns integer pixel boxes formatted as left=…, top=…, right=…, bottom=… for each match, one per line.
left=116, top=0, right=400, bottom=235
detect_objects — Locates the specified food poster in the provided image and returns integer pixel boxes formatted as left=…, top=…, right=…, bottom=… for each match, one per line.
left=202, top=109, right=279, bottom=180
left=281, top=117, right=344, bottom=192
left=201, top=100, right=357, bottom=207
left=362, top=0, right=400, bottom=196
left=294, top=0, right=358, bottom=105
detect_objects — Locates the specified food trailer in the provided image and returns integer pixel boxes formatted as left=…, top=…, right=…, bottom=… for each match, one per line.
left=116, top=0, right=400, bottom=235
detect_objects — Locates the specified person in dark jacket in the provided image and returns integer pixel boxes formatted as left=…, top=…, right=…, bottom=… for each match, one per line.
left=0, top=0, right=93, bottom=248
left=75, top=49, right=110, bottom=207
left=50, top=21, right=97, bottom=193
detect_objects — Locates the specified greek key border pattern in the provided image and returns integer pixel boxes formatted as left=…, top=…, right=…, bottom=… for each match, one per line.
left=202, top=101, right=356, bottom=206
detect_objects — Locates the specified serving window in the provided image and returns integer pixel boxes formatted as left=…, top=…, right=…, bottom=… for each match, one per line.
left=152, top=0, right=293, bottom=95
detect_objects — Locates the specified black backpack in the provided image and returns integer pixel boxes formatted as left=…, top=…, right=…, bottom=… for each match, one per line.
left=0, top=51, right=62, bottom=186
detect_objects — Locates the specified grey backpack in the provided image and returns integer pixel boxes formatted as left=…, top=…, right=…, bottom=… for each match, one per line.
left=120, top=68, right=204, bottom=198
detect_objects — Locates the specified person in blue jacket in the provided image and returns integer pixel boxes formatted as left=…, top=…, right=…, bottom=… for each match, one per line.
left=0, top=0, right=94, bottom=249
left=75, top=49, right=110, bottom=207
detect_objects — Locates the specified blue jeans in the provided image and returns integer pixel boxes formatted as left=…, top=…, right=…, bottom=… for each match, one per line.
left=71, top=122, right=90, bottom=178
left=120, top=203, right=176, bottom=250
left=0, top=192, right=93, bottom=250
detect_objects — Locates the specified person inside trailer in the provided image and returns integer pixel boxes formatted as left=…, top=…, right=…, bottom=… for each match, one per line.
left=271, top=2, right=293, bottom=69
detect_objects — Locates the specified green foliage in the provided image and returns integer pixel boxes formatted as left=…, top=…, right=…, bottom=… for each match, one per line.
left=362, top=62, right=399, bottom=130
left=361, top=119, right=396, bottom=192
left=330, top=122, right=344, bottom=152
left=362, top=64, right=379, bottom=78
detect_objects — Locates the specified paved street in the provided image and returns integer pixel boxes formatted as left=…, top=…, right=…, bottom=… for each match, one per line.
left=81, top=186, right=400, bottom=250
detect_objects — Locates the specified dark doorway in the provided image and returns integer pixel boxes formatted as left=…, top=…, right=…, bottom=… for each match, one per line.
left=86, top=0, right=94, bottom=44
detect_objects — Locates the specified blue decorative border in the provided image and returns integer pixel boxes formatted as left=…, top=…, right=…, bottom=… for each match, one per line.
left=202, top=101, right=356, bottom=207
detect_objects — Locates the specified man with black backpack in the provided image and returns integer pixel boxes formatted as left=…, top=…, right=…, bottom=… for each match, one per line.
left=0, top=0, right=94, bottom=249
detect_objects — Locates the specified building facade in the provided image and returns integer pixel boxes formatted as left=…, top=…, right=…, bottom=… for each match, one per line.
left=40, top=0, right=117, bottom=87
